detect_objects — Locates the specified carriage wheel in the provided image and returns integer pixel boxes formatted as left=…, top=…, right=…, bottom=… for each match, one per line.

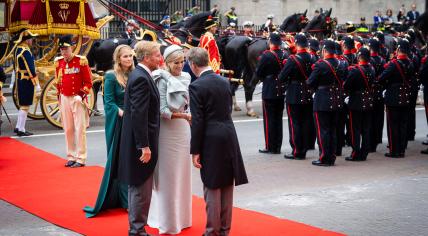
left=41, top=77, right=96, bottom=129
left=11, top=80, right=45, bottom=120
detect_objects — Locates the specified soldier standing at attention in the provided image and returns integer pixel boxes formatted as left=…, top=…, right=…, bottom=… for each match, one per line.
left=13, top=29, right=40, bottom=136
left=378, top=39, right=416, bottom=158
left=199, top=16, right=221, bottom=74
left=256, top=33, right=287, bottom=154
left=279, top=34, right=316, bottom=160
left=56, top=35, right=93, bottom=168
left=368, top=38, right=386, bottom=152
left=307, top=39, right=347, bottom=166
left=343, top=47, right=376, bottom=161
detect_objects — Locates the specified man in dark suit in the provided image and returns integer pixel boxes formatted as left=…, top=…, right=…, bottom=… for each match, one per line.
left=406, top=4, right=420, bottom=25
left=118, top=41, right=161, bottom=236
left=187, top=47, right=248, bottom=236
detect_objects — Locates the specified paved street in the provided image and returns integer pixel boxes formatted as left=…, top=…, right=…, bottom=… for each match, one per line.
left=1, top=86, right=428, bottom=236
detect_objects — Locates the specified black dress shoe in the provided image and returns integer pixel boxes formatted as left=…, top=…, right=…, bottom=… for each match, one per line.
left=14, top=128, right=18, bottom=134
left=284, top=154, right=295, bottom=159
left=258, top=149, right=271, bottom=154
left=422, top=140, right=428, bottom=145
left=65, top=160, right=76, bottom=167
left=345, top=156, right=364, bottom=161
left=17, top=131, right=33, bottom=136
left=421, top=149, right=428, bottom=154
left=384, top=153, right=404, bottom=158
left=70, top=162, right=85, bottom=168
left=312, top=160, right=332, bottom=166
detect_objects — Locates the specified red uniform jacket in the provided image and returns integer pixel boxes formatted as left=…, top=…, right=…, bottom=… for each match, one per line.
left=55, top=55, right=92, bottom=98
left=199, top=31, right=221, bottom=74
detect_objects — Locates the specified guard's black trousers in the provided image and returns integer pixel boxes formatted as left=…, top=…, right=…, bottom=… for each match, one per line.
left=336, top=105, right=348, bottom=155
left=313, top=111, right=338, bottom=164
left=262, top=99, right=284, bottom=152
left=286, top=104, right=315, bottom=157
left=407, top=93, right=417, bottom=141
left=386, top=106, right=410, bottom=155
left=369, top=101, right=384, bottom=151
left=348, top=110, right=372, bottom=160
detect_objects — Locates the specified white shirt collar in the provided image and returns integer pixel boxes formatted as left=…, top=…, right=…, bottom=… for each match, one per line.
left=138, top=63, right=153, bottom=77
left=199, top=67, right=211, bottom=76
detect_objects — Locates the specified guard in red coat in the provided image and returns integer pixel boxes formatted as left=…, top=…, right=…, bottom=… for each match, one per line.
left=199, top=16, right=221, bottom=73
left=55, top=35, right=92, bottom=168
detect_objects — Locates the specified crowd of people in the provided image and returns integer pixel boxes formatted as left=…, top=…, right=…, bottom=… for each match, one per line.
left=0, top=4, right=427, bottom=235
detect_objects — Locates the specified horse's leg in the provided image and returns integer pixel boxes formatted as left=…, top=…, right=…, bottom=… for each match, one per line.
left=244, top=70, right=258, bottom=117
left=230, top=83, right=242, bottom=111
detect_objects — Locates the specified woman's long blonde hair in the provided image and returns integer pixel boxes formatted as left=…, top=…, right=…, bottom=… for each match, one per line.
left=113, top=45, right=135, bottom=88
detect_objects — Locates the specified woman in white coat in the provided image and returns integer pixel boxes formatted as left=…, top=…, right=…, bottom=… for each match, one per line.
left=148, top=45, right=192, bottom=234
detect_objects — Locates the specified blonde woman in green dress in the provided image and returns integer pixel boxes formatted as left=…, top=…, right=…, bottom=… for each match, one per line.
left=84, top=45, right=134, bottom=217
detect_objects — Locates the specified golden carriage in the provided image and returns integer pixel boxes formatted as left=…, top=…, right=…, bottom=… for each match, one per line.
left=0, top=0, right=113, bottom=128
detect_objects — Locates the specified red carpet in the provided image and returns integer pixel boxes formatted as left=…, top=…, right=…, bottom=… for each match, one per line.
left=0, top=137, right=345, bottom=236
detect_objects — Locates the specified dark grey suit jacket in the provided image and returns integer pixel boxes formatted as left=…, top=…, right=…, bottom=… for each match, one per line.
left=189, top=70, right=248, bottom=189
left=119, top=65, right=160, bottom=186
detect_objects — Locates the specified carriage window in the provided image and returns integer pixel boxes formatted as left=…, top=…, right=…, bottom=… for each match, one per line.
left=0, top=2, right=5, bottom=29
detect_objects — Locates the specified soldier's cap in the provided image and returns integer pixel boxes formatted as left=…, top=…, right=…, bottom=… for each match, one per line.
left=345, top=21, right=356, bottom=33
left=357, top=47, right=370, bottom=61
left=267, top=14, right=274, bottom=19
left=204, top=16, right=218, bottom=30
left=375, top=31, right=385, bottom=44
left=13, top=28, right=38, bottom=44
left=368, top=38, right=381, bottom=52
left=343, top=36, right=355, bottom=49
left=269, top=32, right=282, bottom=46
left=308, top=38, right=320, bottom=51
left=59, top=35, right=75, bottom=48
left=397, top=38, right=410, bottom=54
left=322, top=39, right=336, bottom=54
left=163, top=44, right=183, bottom=61
left=294, top=33, right=308, bottom=47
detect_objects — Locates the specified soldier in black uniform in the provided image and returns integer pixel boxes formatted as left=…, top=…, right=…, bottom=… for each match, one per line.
left=334, top=40, right=350, bottom=156
left=420, top=50, right=428, bottom=154
left=256, top=32, right=287, bottom=154
left=279, top=33, right=316, bottom=160
left=368, top=38, right=386, bottom=152
left=342, top=36, right=357, bottom=65
left=308, top=38, right=320, bottom=61
left=403, top=33, right=421, bottom=142
left=378, top=39, right=416, bottom=158
left=307, top=39, right=347, bottom=166
left=344, top=48, right=376, bottom=161
left=375, top=31, right=390, bottom=61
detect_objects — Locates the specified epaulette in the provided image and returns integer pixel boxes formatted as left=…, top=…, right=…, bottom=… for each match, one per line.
left=54, top=56, right=64, bottom=67
left=76, top=55, right=89, bottom=66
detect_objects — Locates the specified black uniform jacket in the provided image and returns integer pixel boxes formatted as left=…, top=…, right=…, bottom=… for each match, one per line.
left=378, top=55, right=416, bottom=107
left=344, top=63, right=376, bottom=111
left=279, top=50, right=316, bottom=104
left=370, top=54, right=386, bottom=102
left=119, top=65, right=160, bottom=186
left=256, top=48, right=287, bottom=100
left=307, top=56, right=348, bottom=111
left=189, top=70, right=248, bottom=189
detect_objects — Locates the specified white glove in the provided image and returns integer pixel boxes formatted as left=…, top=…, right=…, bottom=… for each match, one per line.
left=382, top=90, right=386, bottom=98
left=74, top=95, right=82, bottom=103
left=35, top=84, right=41, bottom=93
left=312, top=93, right=315, bottom=99
left=344, top=96, right=349, bottom=104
